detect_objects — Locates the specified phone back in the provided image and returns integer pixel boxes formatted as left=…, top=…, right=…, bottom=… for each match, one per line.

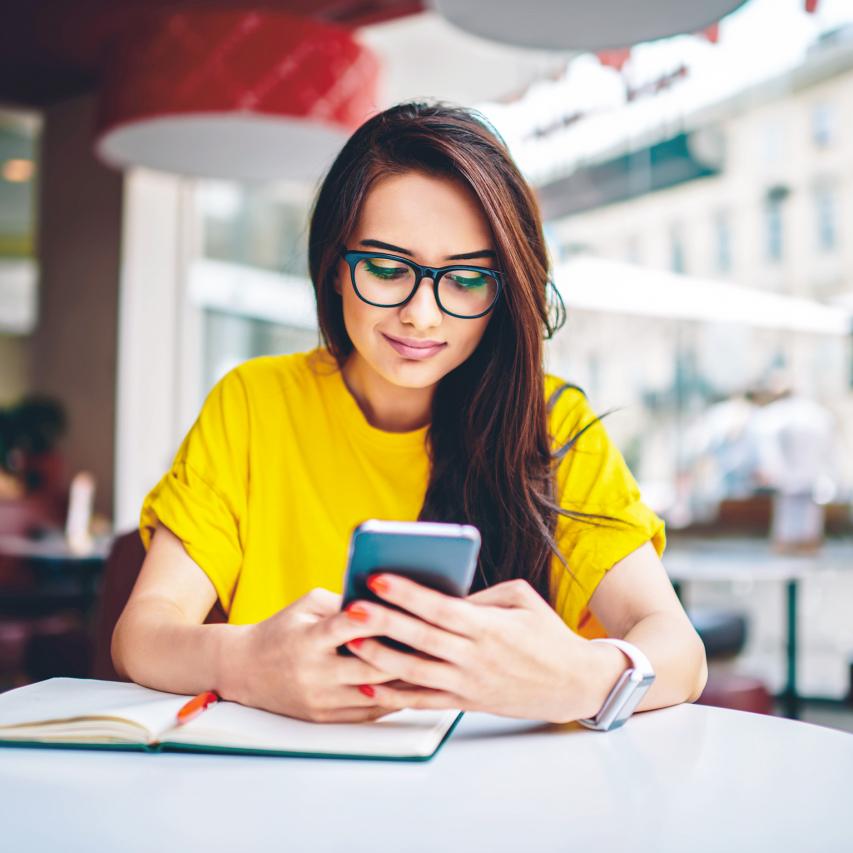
left=338, top=520, right=481, bottom=655
left=344, top=521, right=480, bottom=604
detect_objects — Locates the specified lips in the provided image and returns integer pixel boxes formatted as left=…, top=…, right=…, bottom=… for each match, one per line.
left=384, top=334, right=444, bottom=348
left=381, top=333, right=447, bottom=360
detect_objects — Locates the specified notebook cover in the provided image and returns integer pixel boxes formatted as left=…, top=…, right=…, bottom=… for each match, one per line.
left=0, top=711, right=465, bottom=762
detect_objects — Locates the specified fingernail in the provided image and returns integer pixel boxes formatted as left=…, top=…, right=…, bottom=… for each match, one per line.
left=367, top=575, right=390, bottom=596
left=349, top=638, right=364, bottom=649
left=345, top=603, right=369, bottom=623
left=359, top=684, right=375, bottom=698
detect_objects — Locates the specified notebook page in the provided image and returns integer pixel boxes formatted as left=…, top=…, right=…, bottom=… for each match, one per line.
left=163, top=701, right=461, bottom=758
left=0, top=678, right=194, bottom=743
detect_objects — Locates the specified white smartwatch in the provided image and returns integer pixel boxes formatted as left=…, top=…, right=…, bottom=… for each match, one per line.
left=577, top=638, right=655, bottom=732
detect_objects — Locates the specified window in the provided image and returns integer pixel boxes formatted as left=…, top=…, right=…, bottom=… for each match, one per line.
left=814, top=184, right=837, bottom=253
left=624, top=234, right=642, bottom=265
left=0, top=108, right=40, bottom=337
left=811, top=102, right=836, bottom=148
left=762, top=120, right=784, bottom=165
left=714, top=209, right=732, bottom=274
left=669, top=224, right=686, bottom=274
left=763, top=186, right=788, bottom=264
left=559, top=240, right=595, bottom=259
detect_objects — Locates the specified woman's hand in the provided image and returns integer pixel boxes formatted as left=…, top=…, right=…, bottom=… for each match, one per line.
left=230, top=587, right=400, bottom=723
left=342, top=574, right=613, bottom=723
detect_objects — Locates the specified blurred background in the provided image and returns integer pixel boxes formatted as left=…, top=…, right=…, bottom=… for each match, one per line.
left=1, top=0, right=852, bottom=731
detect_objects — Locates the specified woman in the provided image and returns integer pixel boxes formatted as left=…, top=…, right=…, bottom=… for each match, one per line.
left=112, top=100, right=707, bottom=725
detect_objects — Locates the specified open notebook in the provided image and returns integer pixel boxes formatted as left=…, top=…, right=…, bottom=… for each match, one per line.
left=0, top=678, right=463, bottom=762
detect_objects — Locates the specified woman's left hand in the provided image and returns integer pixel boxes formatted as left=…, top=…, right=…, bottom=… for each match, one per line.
left=342, top=573, right=607, bottom=723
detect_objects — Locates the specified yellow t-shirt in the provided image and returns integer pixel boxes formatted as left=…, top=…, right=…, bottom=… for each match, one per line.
left=139, top=346, right=665, bottom=637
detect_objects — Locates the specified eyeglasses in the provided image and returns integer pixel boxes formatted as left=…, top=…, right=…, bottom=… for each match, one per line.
left=340, top=249, right=503, bottom=319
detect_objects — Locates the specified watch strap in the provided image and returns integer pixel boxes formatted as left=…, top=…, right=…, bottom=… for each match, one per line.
left=589, top=637, right=654, bottom=676
left=577, top=638, right=655, bottom=732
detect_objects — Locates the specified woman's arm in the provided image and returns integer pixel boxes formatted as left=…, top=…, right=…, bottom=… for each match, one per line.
left=111, top=522, right=252, bottom=698
left=112, top=522, right=400, bottom=722
left=585, top=540, right=709, bottom=712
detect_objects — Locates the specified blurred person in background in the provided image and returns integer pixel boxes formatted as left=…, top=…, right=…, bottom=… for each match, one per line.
left=679, top=390, right=760, bottom=526
left=748, top=369, right=844, bottom=554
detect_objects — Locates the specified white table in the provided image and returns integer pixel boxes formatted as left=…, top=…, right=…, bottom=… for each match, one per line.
left=1, top=703, right=851, bottom=852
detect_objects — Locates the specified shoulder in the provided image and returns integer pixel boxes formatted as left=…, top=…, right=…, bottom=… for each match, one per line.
left=543, top=373, right=605, bottom=447
left=222, top=347, right=329, bottom=399
left=228, top=348, right=316, bottom=385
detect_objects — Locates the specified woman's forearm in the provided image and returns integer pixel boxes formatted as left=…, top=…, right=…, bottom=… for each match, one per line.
left=111, top=598, right=252, bottom=701
left=579, top=611, right=708, bottom=719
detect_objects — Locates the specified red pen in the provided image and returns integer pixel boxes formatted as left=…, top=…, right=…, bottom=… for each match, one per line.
left=176, top=690, right=220, bottom=725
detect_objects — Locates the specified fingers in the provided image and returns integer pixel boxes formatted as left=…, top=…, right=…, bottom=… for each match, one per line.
left=343, top=638, right=460, bottom=693
left=320, top=600, right=473, bottom=664
left=334, top=656, right=400, bottom=686
left=361, top=574, right=480, bottom=636
left=369, top=682, right=467, bottom=713
left=310, top=704, right=398, bottom=724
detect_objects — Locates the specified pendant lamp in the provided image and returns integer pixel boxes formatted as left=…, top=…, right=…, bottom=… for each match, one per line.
left=430, top=0, right=748, bottom=50
left=94, top=10, right=381, bottom=181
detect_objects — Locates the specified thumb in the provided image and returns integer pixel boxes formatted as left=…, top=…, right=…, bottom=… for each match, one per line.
left=466, top=580, right=529, bottom=608
left=291, top=587, right=343, bottom=617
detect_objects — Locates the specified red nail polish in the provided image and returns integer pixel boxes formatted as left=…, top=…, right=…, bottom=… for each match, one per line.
left=367, top=575, right=390, bottom=596
left=345, top=604, right=369, bottom=623
left=359, top=684, right=375, bottom=698
left=350, top=638, right=364, bottom=649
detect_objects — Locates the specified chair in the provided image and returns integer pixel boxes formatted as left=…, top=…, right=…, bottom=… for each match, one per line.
left=0, top=495, right=75, bottom=688
left=90, top=529, right=227, bottom=681
left=689, top=607, right=774, bottom=716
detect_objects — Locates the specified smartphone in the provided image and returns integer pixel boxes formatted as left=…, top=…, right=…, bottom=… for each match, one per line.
left=337, top=519, right=481, bottom=656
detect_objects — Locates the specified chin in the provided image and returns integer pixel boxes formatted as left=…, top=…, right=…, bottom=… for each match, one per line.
left=377, top=354, right=445, bottom=389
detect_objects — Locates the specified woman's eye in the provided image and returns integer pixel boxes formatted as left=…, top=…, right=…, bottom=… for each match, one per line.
left=365, top=260, right=409, bottom=279
left=447, top=272, right=488, bottom=288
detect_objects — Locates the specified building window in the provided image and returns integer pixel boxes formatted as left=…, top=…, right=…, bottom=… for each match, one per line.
left=814, top=184, right=838, bottom=253
left=624, top=235, right=642, bottom=265
left=763, top=186, right=788, bottom=264
left=811, top=102, right=836, bottom=148
left=669, top=224, right=686, bottom=274
left=762, top=121, right=784, bottom=165
left=714, top=210, right=732, bottom=274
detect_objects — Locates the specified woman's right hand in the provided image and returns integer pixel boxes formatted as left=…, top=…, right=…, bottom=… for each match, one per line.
left=228, top=588, right=399, bottom=723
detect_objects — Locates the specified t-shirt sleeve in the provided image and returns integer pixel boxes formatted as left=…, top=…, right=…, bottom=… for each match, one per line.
left=547, top=384, right=666, bottom=634
left=139, top=366, right=250, bottom=615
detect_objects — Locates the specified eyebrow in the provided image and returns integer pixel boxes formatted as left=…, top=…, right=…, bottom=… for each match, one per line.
left=359, top=238, right=497, bottom=261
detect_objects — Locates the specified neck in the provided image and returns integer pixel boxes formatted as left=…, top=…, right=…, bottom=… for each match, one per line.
left=341, top=350, right=434, bottom=432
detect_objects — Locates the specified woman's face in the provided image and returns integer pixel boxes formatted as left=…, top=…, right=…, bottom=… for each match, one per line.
left=336, top=170, right=497, bottom=391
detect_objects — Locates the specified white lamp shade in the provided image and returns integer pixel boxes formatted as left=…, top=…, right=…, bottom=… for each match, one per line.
left=431, top=0, right=748, bottom=50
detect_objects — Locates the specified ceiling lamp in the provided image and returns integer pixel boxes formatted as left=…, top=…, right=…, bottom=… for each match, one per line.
left=94, top=10, right=380, bottom=182
left=431, top=0, right=748, bottom=50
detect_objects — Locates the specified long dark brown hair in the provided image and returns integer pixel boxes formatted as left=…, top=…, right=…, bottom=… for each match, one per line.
left=307, top=100, right=626, bottom=602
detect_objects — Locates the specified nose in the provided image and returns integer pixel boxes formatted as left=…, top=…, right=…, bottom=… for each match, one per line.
left=399, top=274, right=442, bottom=329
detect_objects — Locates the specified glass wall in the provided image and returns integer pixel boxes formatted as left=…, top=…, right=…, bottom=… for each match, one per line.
left=192, top=179, right=320, bottom=393
left=0, top=108, right=40, bottom=403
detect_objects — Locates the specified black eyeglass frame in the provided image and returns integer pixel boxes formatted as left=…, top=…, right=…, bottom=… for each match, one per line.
left=340, top=249, right=504, bottom=320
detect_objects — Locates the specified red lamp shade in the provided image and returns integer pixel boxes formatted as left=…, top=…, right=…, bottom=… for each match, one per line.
left=94, top=10, right=381, bottom=181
